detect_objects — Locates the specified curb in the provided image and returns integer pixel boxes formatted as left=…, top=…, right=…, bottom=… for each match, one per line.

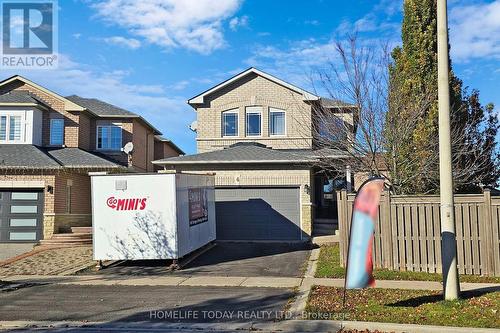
left=1, top=320, right=498, bottom=333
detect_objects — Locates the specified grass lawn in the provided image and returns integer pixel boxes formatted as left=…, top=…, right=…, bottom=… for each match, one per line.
left=307, top=286, right=500, bottom=328
left=316, top=244, right=500, bottom=283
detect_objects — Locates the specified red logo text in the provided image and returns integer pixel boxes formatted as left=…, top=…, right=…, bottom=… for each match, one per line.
left=106, top=197, right=147, bottom=211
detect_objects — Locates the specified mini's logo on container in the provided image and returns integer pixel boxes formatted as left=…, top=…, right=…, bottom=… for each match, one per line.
left=106, top=197, right=147, bottom=211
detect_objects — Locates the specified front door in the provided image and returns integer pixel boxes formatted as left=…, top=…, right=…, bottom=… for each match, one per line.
left=314, top=174, right=347, bottom=220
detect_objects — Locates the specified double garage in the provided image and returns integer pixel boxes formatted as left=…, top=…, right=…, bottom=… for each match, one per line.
left=215, top=186, right=302, bottom=241
left=0, top=189, right=44, bottom=242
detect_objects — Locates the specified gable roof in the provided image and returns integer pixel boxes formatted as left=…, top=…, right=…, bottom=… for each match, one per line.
left=188, top=67, right=319, bottom=105
left=66, top=95, right=162, bottom=135
left=154, top=135, right=185, bottom=155
left=153, top=142, right=348, bottom=166
left=66, top=95, right=137, bottom=117
left=0, top=75, right=85, bottom=111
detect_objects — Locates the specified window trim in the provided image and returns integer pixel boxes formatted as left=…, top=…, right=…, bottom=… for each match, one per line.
left=221, top=109, right=239, bottom=138
left=245, top=106, right=263, bottom=137
left=0, top=113, right=24, bottom=143
left=96, top=125, right=123, bottom=151
left=49, top=118, right=64, bottom=146
left=269, top=108, right=287, bottom=137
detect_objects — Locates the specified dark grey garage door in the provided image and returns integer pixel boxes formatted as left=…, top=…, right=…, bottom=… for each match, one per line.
left=0, top=190, right=44, bottom=242
left=215, top=187, right=301, bottom=241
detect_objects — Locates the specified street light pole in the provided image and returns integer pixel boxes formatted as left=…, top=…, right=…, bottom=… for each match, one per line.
left=437, top=0, right=460, bottom=300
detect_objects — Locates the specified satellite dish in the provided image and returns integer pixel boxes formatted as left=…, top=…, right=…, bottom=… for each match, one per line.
left=122, top=142, right=134, bottom=154
left=189, top=120, right=198, bottom=132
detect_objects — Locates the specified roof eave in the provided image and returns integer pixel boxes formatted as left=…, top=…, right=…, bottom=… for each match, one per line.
left=152, top=159, right=317, bottom=165
left=0, top=75, right=85, bottom=112
left=188, top=67, right=319, bottom=106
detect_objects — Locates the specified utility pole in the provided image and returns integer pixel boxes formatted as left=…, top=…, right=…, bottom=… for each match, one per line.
left=437, top=0, right=460, bottom=300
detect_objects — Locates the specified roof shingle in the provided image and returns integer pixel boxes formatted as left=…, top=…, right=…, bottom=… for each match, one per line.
left=0, top=145, right=125, bottom=170
left=0, top=91, right=38, bottom=104
left=153, top=143, right=347, bottom=165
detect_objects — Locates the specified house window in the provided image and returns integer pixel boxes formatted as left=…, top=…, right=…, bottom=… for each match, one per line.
left=0, top=114, right=23, bottom=142
left=246, top=106, right=262, bottom=136
left=0, top=116, right=6, bottom=140
left=269, top=108, right=286, bottom=136
left=222, top=109, right=238, bottom=137
left=50, top=119, right=64, bottom=145
left=97, top=125, right=122, bottom=150
left=8, top=116, right=21, bottom=141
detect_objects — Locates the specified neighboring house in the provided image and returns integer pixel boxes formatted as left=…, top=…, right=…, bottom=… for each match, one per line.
left=154, top=68, right=355, bottom=242
left=0, top=75, right=183, bottom=243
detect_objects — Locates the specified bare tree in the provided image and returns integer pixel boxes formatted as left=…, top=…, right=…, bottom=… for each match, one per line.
left=306, top=35, right=494, bottom=194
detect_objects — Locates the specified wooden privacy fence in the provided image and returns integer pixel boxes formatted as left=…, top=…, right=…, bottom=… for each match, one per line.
left=337, top=189, right=500, bottom=276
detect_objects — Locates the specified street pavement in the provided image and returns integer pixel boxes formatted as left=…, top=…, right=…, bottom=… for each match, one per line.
left=0, top=284, right=294, bottom=323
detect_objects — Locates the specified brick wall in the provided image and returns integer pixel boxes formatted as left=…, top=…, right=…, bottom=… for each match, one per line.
left=195, top=73, right=313, bottom=153
left=132, top=119, right=155, bottom=172
left=78, top=112, right=92, bottom=150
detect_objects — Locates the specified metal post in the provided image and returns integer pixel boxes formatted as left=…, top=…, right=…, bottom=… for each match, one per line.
left=437, top=0, right=460, bottom=300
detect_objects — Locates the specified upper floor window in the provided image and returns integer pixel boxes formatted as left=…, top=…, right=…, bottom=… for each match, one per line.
left=246, top=106, right=262, bottom=136
left=269, top=108, right=286, bottom=136
left=222, top=109, right=238, bottom=137
left=50, top=119, right=64, bottom=145
left=0, top=114, right=22, bottom=142
left=97, top=125, right=122, bottom=150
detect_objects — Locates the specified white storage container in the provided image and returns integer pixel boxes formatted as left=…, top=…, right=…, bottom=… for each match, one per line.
left=91, top=173, right=216, bottom=261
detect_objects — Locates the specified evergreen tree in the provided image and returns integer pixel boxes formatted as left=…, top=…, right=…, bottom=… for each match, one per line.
left=386, top=0, right=499, bottom=193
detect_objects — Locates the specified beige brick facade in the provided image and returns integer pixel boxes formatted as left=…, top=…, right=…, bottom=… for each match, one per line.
left=195, top=73, right=313, bottom=153
left=170, top=165, right=314, bottom=238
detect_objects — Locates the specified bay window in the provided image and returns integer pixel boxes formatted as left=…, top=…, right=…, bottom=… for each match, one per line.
left=97, top=125, right=122, bottom=150
left=0, top=114, right=22, bottom=143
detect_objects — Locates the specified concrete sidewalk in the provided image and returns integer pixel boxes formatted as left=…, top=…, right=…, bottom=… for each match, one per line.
left=2, top=274, right=500, bottom=291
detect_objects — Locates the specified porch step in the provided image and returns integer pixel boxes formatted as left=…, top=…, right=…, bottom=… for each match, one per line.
left=71, top=227, right=92, bottom=234
left=312, top=234, right=340, bottom=245
left=39, top=227, right=93, bottom=246
left=50, top=233, right=92, bottom=240
left=312, top=224, right=339, bottom=236
left=39, top=238, right=92, bottom=245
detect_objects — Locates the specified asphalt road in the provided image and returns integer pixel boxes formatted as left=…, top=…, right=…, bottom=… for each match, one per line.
left=0, top=284, right=294, bottom=324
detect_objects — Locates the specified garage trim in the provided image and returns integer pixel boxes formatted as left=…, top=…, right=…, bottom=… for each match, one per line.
left=215, top=185, right=304, bottom=242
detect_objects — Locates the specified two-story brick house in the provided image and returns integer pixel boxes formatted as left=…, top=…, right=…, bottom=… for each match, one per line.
left=154, top=68, right=355, bottom=241
left=0, top=75, right=183, bottom=243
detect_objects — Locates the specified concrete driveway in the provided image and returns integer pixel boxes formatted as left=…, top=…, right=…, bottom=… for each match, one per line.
left=0, top=243, right=35, bottom=262
left=95, top=242, right=312, bottom=278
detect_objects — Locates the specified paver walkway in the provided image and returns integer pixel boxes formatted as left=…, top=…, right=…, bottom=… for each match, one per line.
left=0, top=246, right=93, bottom=276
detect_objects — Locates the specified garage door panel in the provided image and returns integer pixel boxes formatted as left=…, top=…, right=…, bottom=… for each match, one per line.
left=0, top=190, right=44, bottom=242
left=215, top=187, right=301, bottom=241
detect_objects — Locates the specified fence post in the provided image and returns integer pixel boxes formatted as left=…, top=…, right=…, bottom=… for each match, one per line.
left=379, top=190, right=393, bottom=269
left=338, top=189, right=349, bottom=267
left=483, top=189, right=494, bottom=276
